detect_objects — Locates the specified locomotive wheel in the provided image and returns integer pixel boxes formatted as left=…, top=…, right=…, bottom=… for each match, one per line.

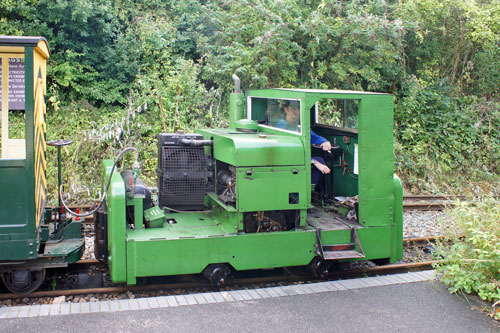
left=2, top=269, right=46, bottom=295
left=202, top=264, right=231, bottom=288
left=284, top=257, right=330, bottom=277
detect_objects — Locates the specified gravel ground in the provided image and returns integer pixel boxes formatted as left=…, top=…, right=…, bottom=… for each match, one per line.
left=403, top=210, right=453, bottom=239
left=82, top=223, right=95, bottom=261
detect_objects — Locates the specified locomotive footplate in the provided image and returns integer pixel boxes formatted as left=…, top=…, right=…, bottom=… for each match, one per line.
left=308, top=208, right=365, bottom=260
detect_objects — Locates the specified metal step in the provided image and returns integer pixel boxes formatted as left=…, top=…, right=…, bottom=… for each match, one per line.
left=315, top=228, right=365, bottom=260
left=323, top=249, right=365, bottom=260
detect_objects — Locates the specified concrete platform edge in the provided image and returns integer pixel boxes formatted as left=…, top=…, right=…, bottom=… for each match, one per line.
left=0, top=270, right=437, bottom=319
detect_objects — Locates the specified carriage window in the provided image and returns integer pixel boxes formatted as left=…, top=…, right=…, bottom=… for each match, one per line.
left=0, top=57, right=26, bottom=159
left=315, top=99, right=358, bottom=129
left=248, top=97, right=302, bottom=133
left=8, top=110, right=25, bottom=139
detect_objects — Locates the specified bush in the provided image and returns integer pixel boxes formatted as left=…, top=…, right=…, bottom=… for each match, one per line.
left=435, top=196, right=500, bottom=319
left=394, top=77, right=500, bottom=193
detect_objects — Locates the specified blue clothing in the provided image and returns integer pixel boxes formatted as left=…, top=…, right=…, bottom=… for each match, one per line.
left=275, top=118, right=297, bottom=131
left=311, top=131, right=327, bottom=145
left=311, top=156, right=326, bottom=185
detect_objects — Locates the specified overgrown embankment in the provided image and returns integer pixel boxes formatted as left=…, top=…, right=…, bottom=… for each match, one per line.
left=1, top=0, right=498, bottom=197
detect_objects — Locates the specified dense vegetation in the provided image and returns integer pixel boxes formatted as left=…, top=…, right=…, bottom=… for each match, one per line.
left=436, top=197, right=500, bottom=319
left=1, top=0, right=498, bottom=195
left=1, top=0, right=499, bottom=313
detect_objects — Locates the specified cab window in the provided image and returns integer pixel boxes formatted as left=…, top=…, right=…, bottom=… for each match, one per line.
left=248, top=97, right=302, bottom=133
left=314, top=99, right=358, bottom=130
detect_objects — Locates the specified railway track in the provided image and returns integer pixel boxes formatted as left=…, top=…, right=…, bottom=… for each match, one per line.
left=403, top=195, right=465, bottom=201
left=8, top=204, right=448, bottom=301
left=0, top=260, right=439, bottom=301
left=0, top=236, right=443, bottom=301
left=402, top=195, right=461, bottom=211
left=402, top=202, right=451, bottom=211
left=72, top=195, right=459, bottom=226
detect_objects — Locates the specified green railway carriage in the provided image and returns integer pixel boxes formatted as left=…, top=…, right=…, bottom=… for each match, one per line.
left=0, top=36, right=84, bottom=294
left=97, top=79, right=403, bottom=286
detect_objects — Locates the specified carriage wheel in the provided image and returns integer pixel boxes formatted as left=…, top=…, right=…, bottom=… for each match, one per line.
left=2, top=269, right=46, bottom=295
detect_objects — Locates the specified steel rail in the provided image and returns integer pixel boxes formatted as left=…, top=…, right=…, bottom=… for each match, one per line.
left=0, top=260, right=440, bottom=300
left=403, top=195, right=465, bottom=201
left=402, top=202, right=452, bottom=211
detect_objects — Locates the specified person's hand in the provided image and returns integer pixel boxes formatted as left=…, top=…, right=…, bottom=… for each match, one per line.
left=313, top=160, right=331, bottom=174
left=320, top=141, right=332, bottom=151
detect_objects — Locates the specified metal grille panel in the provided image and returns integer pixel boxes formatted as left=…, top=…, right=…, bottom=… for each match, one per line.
left=160, top=178, right=206, bottom=207
left=158, top=135, right=208, bottom=210
left=161, top=146, right=205, bottom=171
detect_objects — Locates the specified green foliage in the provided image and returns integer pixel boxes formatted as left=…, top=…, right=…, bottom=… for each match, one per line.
left=435, top=196, right=500, bottom=319
left=201, top=0, right=407, bottom=93
left=395, top=0, right=500, bottom=96
left=304, top=0, right=407, bottom=91
left=202, top=0, right=306, bottom=90
left=394, top=77, right=500, bottom=193
left=0, top=0, right=499, bottom=196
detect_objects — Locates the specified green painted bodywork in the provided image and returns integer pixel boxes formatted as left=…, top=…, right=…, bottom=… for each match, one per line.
left=144, top=206, right=166, bottom=228
left=0, top=37, right=84, bottom=268
left=103, top=160, right=127, bottom=282
left=103, top=88, right=403, bottom=285
left=229, top=93, right=245, bottom=129
left=198, top=129, right=305, bottom=166
left=0, top=47, right=36, bottom=261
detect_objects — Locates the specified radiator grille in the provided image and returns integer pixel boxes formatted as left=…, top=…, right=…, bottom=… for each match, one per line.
left=158, top=134, right=209, bottom=211
left=160, top=178, right=206, bottom=207
left=162, top=146, right=206, bottom=172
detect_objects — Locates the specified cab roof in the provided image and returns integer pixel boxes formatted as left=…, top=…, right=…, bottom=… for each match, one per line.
left=273, top=88, right=389, bottom=95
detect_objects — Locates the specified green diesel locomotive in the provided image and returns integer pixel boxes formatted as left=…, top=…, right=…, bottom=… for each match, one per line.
left=95, top=77, right=403, bottom=286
